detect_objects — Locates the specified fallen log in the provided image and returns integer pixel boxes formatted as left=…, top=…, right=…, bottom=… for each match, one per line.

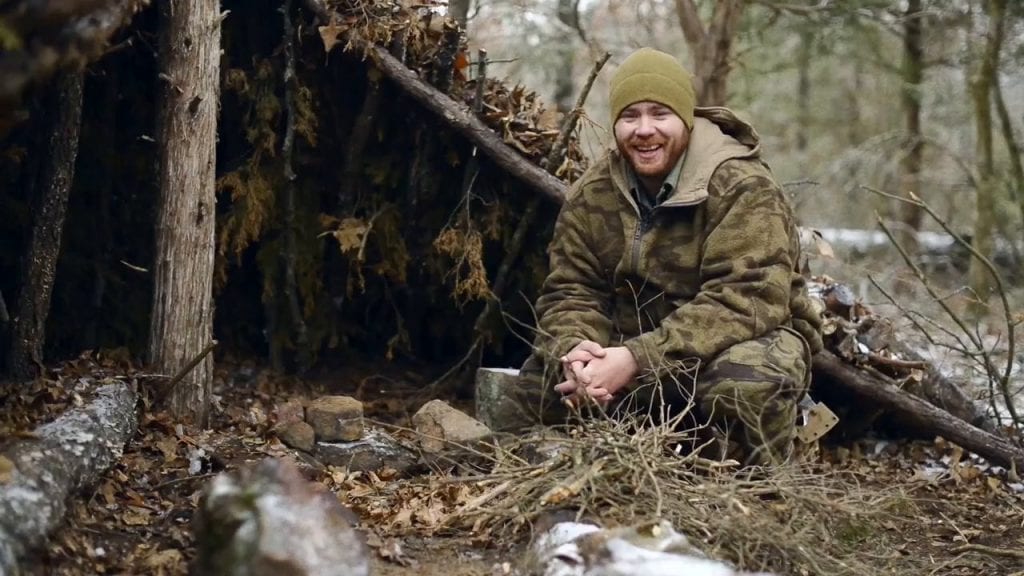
left=301, top=0, right=567, bottom=204
left=813, top=350, right=1024, bottom=471
left=0, top=381, right=138, bottom=572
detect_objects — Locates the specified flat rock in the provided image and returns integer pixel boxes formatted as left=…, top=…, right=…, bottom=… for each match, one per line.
left=315, top=429, right=417, bottom=473
left=412, top=399, right=492, bottom=453
left=306, top=396, right=363, bottom=442
left=194, top=458, right=368, bottom=576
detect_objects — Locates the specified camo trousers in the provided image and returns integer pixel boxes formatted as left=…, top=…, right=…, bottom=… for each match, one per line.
left=502, top=328, right=812, bottom=466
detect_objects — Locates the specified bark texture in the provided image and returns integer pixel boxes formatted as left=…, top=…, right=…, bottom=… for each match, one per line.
left=0, top=382, right=139, bottom=573
left=150, top=0, right=220, bottom=426
left=6, top=70, right=84, bottom=380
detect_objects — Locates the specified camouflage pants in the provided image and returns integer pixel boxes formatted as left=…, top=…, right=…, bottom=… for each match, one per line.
left=501, top=328, right=812, bottom=466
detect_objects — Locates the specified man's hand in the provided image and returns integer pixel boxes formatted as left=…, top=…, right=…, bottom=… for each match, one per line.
left=579, top=346, right=638, bottom=400
left=553, top=340, right=606, bottom=401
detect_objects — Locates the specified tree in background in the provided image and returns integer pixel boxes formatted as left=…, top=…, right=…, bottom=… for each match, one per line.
left=674, top=0, right=745, bottom=106
left=5, top=71, right=83, bottom=381
left=966, top=0, right=1006, bottom=314
left=150, top=0, right=221, bottom=426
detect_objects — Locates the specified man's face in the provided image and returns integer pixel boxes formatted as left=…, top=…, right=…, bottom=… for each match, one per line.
left=614, top=101, right=689, bottom=186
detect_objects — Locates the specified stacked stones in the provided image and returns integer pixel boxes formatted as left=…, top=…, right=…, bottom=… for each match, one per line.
left=272, top=395, right=492, bottom=473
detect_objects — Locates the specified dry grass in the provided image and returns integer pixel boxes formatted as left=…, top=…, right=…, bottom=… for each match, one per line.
left=336, top=400, right=937, bottom=575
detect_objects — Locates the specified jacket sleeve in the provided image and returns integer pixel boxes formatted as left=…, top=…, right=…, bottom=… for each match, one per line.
left=533, top=190, right=614, bottom=361
left=623, top=169, right=795, bottom=373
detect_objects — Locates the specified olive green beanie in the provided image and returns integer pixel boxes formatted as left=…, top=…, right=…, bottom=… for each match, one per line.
left=609, top=48, right=696, bottom=129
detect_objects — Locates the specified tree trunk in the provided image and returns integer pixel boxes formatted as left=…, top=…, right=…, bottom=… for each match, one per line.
left=553, top=0, right=577, bottom=115
left=967, top=0, right=1005, bottom=314
left=795, top=28, right=812, bottom=154
left=6, top=71, right=83, bottom=381
left=992, top=72, right=1024, bottom=250
left=150, top=0, right=221, bottom=426
left=897, top=0, right=925, bottom=259
left=674, top=0, right=744, bottom=106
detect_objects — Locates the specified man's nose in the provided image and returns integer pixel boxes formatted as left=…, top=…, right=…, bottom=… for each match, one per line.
left=635, top=115, right=655, bottom=136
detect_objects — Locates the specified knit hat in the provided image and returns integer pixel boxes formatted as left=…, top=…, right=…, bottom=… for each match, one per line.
left=609, top=48, right=696, bottom=129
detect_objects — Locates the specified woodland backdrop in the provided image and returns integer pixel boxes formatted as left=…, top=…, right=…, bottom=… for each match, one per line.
left=1, top=0, right=1022, bottom=422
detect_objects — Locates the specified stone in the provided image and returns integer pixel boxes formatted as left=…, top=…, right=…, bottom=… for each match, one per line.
left=306, top=396, right=363, bottom=442
left=412, top=399, right=492, bottom=453
left=474, top=367, right=522, bottom=431
left=276, top=421, right=316, bottom=453
left=194, top=458, right=368, bottom=576
left=272, top=400, right=305, bottom=427
left=315, top=429, right=417, bottom=473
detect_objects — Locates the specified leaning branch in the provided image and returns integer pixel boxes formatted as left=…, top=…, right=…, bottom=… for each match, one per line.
left=814, top=351, right=1024, bottom=471
left=302, top=0, right=566, bottom=204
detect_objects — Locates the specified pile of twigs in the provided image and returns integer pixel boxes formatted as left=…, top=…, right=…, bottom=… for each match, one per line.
left=336, top=405, right=921, bottom=575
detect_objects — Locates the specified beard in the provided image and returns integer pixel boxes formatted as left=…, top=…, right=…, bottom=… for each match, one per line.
left=618, top=136, right=686, bottom=186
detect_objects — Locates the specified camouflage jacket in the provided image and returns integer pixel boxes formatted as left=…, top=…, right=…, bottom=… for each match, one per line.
left=534, top=107, right=823, bottom=376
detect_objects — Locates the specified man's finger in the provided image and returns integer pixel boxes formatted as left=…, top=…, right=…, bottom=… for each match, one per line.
left=554, top=380, right=577, bottom=394
left=575, top=340, right=607, bottom=357
left=570, top=360, right=591, bottom=384
left=583, top=386, right=610, bottom=398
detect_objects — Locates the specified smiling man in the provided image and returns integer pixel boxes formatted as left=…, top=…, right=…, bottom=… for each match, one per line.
left=509, top=48, right=824, bottom=466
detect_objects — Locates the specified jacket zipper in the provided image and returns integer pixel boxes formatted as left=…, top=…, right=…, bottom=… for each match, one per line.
left=629, top=209, right=653, bottom=274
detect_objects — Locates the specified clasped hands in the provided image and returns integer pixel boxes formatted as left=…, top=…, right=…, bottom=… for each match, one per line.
left=553, top=340, right=638, bottom=407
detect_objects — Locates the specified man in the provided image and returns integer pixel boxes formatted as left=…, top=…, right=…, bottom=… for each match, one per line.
left=510, top=47, right=823, bottom=466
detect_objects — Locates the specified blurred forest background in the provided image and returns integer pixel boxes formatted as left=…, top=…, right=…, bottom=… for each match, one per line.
left=1, top=0, right=1022, bottom=411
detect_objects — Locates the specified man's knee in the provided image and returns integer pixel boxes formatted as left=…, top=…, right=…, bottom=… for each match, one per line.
left=696, top=328, right=811, bottom=463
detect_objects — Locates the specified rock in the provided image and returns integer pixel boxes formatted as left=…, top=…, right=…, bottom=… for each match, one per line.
left=412, top=399, right=492, bottom=453
left=474, top=367, right=524, bottom=431
left=194, top=458, right=368, bottom=576
left=316, top=429, right=418, bottom=473
left=532, top=519, right=775, bottom=576
left=272, top=400, right=305, bottom=427
left=277, top=421, right=316, bottom=453
left=306, top=396, right=363, bottom=442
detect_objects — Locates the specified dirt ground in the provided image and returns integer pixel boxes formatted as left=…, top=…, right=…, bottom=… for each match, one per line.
left=3, top=356, right=1024, bottom=575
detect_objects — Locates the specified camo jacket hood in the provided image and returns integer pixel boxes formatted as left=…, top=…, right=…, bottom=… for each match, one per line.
left=533, top=106, right=823, bottom=375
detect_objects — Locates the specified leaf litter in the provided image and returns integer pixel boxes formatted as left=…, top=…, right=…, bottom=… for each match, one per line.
left=1, top=354, right=1021, bottom=575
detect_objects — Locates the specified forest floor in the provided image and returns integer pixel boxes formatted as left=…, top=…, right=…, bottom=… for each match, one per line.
left=3, top=355, right=1024, bottom=576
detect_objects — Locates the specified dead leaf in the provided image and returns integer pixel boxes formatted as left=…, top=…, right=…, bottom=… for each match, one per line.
left=812, top=230, right=835, bottom=259
left=328, top=217, right=368, bottom=255
left=0, top=455, right=14, bottom=484
left=143, top=549, right=184, bottom=572
left=122, top=507, right=152, bottom=526
left=319, top=24, right=345, bottom=53
left=155, top=435, right=179, bottom=463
